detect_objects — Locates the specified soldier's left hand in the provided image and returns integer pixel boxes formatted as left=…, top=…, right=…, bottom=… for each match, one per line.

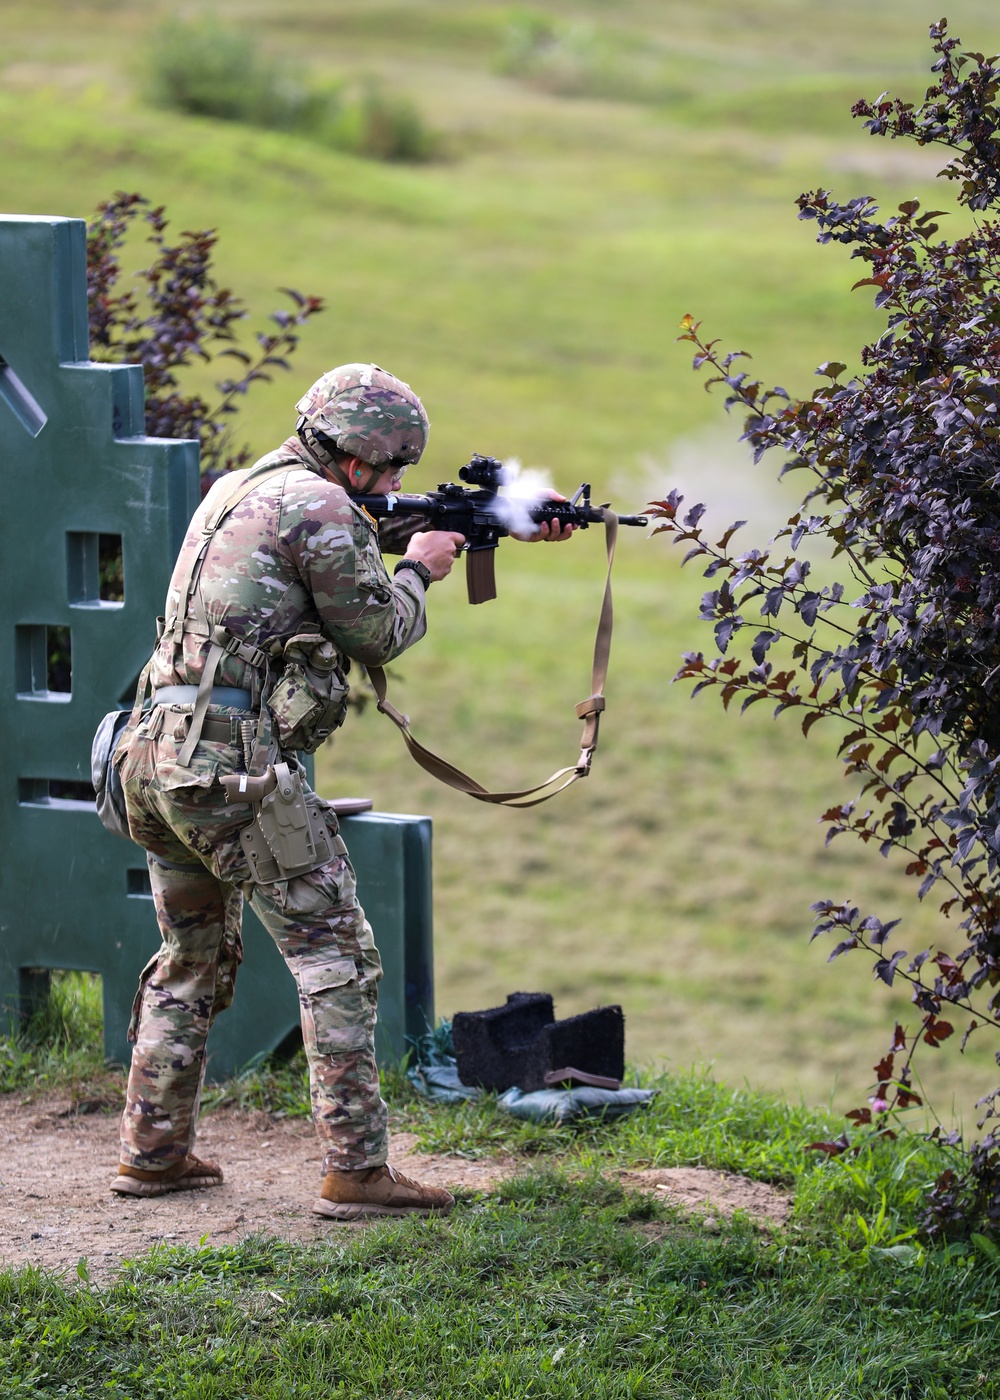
left=512, top=490, right=577, bottom=543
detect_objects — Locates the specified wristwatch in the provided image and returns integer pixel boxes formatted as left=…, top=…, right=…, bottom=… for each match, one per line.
left=393, top=558, right=431, bottom=590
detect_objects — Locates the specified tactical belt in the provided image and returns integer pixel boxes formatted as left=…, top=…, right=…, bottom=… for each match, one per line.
left=152, top=686, right=254, bottom=711
left=150, top=687, right=255, bottom=747
left=196, top=714, right=248, bottom=745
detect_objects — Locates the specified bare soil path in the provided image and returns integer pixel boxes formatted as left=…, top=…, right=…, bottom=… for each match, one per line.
left=0, top=1093, right=791, bottom=1284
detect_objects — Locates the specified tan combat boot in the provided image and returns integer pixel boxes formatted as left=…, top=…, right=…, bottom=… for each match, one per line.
left=313, top=1163, right=455, bottom=1220
left=110, top=1154, right=223, bottom=1197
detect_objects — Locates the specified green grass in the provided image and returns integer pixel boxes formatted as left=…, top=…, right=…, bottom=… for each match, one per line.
left=4, top=1194, right=999, bottom=1399
left=4, top=0, right=1000, bottom=1125
left=2, top=1093, right=999, bottom=1397
left=3, top=976, right=999, bottom=1395
left=316, top=540, right=1000, bottom=1122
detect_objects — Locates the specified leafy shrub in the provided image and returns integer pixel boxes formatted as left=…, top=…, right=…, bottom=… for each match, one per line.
left=324, top=81, right=439, bottom=163
left=86, top=191, right=324, bottom=489
left=651, top=22, right=1000, bottom=1238
left=147, top=17, right=437, bottom=163
left=148, top=17, right=330, bottom=133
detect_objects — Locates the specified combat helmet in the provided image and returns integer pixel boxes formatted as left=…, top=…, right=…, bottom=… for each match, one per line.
left=295, top=364, right=429, bottom=469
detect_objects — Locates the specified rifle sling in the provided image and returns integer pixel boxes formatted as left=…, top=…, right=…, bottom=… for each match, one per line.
left=368, top=508, right=619, bottom=808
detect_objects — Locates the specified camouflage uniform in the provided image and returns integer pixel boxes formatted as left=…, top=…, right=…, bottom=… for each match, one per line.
left=118, top=419, right=427, bottom=1176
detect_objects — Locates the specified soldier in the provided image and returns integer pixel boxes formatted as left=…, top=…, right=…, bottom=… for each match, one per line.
left=110, top=364, right=570, bottom=1220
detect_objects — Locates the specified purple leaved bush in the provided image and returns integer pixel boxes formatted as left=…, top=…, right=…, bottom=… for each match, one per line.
left=652, top=22, right=1000, bottom=1240
left=86, top=191, right=324, bottom=494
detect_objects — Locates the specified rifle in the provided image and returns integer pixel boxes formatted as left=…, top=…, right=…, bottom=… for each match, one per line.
left=353, top=454, right=648, bottom=604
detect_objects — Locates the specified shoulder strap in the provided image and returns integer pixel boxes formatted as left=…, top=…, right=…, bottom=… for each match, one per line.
left=171, top=463, right=295, bottom=768
left=171, top=463, right=297, bottom=641
left=367, top=509, right=619, bottom=808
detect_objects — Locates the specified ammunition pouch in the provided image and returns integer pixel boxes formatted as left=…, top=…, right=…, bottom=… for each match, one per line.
left=266, top=630, right=350, bottom=754
left=220, top=761, right=342, bottom=883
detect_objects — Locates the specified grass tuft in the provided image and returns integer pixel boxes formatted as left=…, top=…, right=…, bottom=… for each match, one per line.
left=146, top=15, right=439, bottom=162
left=0, top=971, right=115, bottom=1099
left=200, top=1046, right=312, bottom=1118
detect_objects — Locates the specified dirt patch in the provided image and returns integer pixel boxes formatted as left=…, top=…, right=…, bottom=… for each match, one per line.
left=619, top=1167, right=792, bottom=1227
left=0, top=1094, right=515, bottom=1284
left=0, top=1096, right=792, bottom=1284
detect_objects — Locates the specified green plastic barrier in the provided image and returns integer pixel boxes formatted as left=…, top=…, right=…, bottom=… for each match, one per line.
left=0, top=214, right=433, bottom=1078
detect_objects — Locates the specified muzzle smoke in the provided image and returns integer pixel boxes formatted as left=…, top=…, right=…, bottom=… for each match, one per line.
left=492, top=458, right=556, bottom=536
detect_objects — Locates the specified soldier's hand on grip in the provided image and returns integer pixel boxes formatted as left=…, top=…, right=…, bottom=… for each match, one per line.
left=405, top=530, right=466, bottom=582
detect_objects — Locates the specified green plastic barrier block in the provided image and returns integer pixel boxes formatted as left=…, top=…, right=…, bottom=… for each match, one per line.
left=0, top=215, right=433, bottom=1079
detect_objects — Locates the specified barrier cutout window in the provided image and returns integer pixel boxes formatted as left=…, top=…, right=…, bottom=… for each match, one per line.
left=127, top=869, right=152, bottom=899
left=67, top=532, right=124, bottom=606
left=15, top=624, right=72, bottom=699
left=18, top=969, right=102, bottom=1033
left=19, top=778, right=94, bottom=810
left=46, top=625, right=72, bottom=692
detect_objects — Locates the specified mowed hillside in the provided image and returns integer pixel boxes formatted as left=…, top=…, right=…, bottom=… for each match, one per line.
left=4, top=0, right=1000, bottom=1116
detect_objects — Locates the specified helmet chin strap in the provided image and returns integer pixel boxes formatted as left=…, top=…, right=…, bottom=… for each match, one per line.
left=298, top=423, right=366, bottom=490
left=296, top=422, right=337, bottom=470
left=297, top=422, right=400, bottom=493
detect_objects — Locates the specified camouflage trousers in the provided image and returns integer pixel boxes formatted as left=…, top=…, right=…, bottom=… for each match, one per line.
left=117, top=706, right=388, bottom=1175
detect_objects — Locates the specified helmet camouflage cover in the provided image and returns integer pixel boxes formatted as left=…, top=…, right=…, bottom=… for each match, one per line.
left=295, top=363, right=429, bottom=469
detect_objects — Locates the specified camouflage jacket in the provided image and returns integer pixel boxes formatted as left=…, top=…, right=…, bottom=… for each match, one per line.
left=149, top=436, right=427, bottom=694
